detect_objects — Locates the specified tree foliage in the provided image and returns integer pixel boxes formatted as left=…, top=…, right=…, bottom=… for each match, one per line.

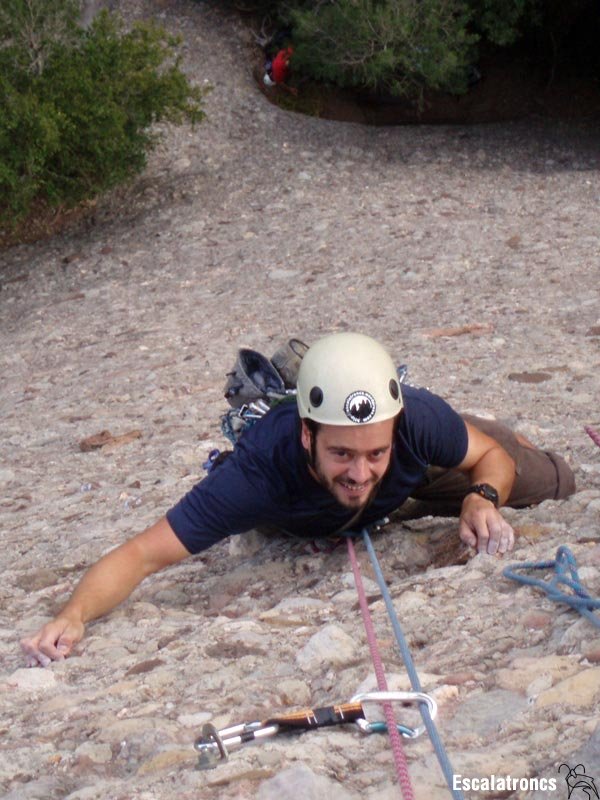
left=466, top=0, right=540, bottom=46
left=0, top=0, right=207, bottom=226
left=235, top=0, right=595, bottom=96
left=288, top=0, right=477, bottom=98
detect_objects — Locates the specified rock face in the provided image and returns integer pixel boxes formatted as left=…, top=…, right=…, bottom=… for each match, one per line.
left=1, top=1, right=599, bottom=799
left=257, top=764, right=358, bottom=800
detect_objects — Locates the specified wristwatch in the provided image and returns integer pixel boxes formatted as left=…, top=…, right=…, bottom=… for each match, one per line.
left=465, top=483, right=499, bottom=508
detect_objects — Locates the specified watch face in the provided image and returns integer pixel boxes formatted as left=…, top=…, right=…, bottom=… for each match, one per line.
left=470, top=484, right=499, bottom=506
left=482, top=486, right=499, bottom=504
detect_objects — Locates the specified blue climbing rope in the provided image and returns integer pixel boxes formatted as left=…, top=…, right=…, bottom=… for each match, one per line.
left=503, top=546, right=600, bottom=629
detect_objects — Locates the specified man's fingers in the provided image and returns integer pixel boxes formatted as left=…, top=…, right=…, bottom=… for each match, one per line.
left=497, top=523, right=515, bottom=554
left=458, top=520, right=477, bottom=548
left=56, top=635, right=74, bottom=656
left=473, top=519, right=490, bottom=554
left=37, top=634, right=66, bottom=660
left=459, top=502, right=515, bottom=556
left=486, top=519, right=504, bottom=555
left=20, top=618, right=83, bottom=667
left=21, top=643, right=52, bottom=668
left=20, top=636, right=41, bottom=659
left=482, top=517, right=515, bottom=555
left=21, top=635, right=61, bottom=666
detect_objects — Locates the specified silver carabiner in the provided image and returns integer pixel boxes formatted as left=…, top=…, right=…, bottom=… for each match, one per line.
left=194, top=721, right=280, bottom=769
left=350, top=690, right=437, bottom=739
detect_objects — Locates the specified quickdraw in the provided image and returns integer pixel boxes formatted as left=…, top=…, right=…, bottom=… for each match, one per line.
left=194, top=690, right=437, bottom=770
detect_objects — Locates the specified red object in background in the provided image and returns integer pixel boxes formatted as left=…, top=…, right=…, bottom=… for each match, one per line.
left=271, top=47, right=293, bottom=84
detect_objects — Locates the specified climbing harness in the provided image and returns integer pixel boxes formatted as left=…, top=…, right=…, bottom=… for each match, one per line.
left=503, top=545, right=600, bottom=629
left=585, top=425, right=600, bottom=449
left=346, top=524, right=465, bottom=800
left=194, top=690, right=437, bottom=770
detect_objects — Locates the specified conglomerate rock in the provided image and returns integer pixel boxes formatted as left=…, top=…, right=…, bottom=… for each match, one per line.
left=1, top=1, right=599, bottom=798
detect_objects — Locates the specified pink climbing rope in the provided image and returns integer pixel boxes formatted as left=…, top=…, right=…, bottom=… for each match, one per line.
left=585, top=426, right=600, bottom=449
left=347, top=537, right=415, bottom=800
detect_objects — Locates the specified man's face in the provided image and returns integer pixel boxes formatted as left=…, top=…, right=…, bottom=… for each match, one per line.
left=301, top=418, right=395, bottom=510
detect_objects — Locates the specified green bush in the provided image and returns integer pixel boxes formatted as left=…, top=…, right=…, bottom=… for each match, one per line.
left=0, top=1, right=207, bottom=226
left=236, top=0, right=595, bottom=98
left=289, top=0, right=477, bottom=98
left=466, top=0, right=540, bottom=46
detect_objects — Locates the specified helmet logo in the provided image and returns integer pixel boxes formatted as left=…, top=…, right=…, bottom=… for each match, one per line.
left=344, top=391, right=376, bottom=424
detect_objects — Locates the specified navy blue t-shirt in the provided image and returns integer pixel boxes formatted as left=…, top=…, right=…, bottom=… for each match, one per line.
left=166, top=386, right=468, bottom=554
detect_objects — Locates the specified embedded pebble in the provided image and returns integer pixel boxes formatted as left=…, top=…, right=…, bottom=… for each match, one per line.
left=535, top=667, right=600, bottom=707
left=0, top=469, right=16, bottom=484
left=6, top=668, right=57, bottom=691
left=296, top=624, right=358, bottom=671
left=445, top=690, right=529, bottom=738
left=177, top=711, right=213, bottom=727
left=257, top=764, right=357, bottom=800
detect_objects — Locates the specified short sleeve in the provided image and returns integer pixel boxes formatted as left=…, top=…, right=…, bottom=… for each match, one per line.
left=399, top=386, right=468, bottom=469
left=166, top=447, right=279, bottom=554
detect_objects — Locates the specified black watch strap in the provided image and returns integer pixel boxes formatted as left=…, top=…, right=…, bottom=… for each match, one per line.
left=465, top=483, right=499, bottom=508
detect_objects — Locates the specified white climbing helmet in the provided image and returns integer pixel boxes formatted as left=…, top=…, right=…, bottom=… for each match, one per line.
left=297, top=332, right=403, bottom=425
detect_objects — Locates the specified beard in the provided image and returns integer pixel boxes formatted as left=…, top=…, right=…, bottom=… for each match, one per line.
left=312, top=457, right=384, bottom=511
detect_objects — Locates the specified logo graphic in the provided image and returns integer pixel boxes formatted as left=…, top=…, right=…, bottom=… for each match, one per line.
left=344, top=391, right=376, bottom=423
left=559, top=763, right=599, bottom=799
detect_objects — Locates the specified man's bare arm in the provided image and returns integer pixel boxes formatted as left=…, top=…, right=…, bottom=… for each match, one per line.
left=457, top=422, right=516, bottom=555
left=20, top=516, right=190, bottom=666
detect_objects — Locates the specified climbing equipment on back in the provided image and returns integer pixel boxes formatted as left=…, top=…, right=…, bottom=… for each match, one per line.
left=224, top=348, right=287, bottom=408
left=220, top=338, right=308, bottom=445
left=194, top=690, right=437, bottom=770
left=271, top=338, right=309, bottom=388
left=503, top=545, right=600, bottom=629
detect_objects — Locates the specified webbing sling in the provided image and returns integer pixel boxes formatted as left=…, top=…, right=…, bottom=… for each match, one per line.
left=503, top=546, right=600, bottom=629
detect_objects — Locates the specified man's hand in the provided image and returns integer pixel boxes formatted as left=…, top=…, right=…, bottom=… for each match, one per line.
left=20, top=616, right=85, bottom=667
left=18, top=517, right=190, bottom=667
left=459, top=494, right=515, bottom=555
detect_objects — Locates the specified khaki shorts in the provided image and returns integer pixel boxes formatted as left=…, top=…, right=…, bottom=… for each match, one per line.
left=398, top=414, right=576, bottom=519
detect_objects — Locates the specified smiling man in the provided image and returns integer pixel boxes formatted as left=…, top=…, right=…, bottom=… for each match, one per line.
left=302, top=418, right=394, bottom=509
left=21, top=333, right=575, bottom=666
